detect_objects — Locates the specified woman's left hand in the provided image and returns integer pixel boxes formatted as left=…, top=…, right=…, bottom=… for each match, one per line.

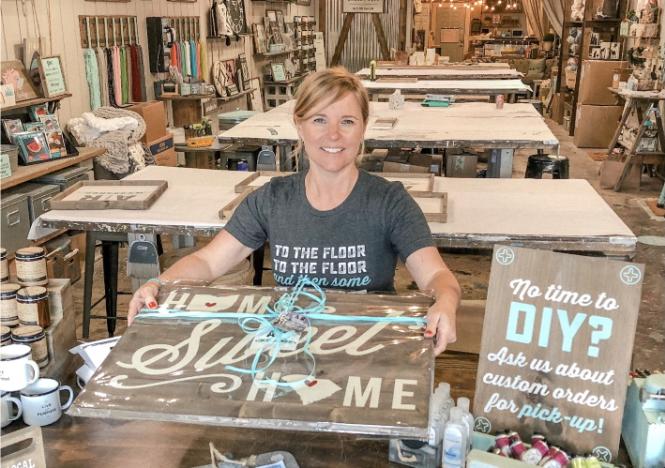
left=424, top=300, right=457, bottom=356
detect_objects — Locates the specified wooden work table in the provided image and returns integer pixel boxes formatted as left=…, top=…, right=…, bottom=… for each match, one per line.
left=356, top=67, right=523, bottom=80
left=360, top=79, right=532, bottom=100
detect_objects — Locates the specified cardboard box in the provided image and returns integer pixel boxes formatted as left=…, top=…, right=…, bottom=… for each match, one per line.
left=383, top=161, right=430, bottom=173
left=446, top=153, right=478, bottom=177
left=408, top=153, right=443, bottom=175
left=148, top=133, right=174, bottom=155
left=549, top=93, right=564, bottom=124
left=573, top=104, right=623, bottom=148
left=578, top=60, right=628, bottom=105
left=155, top=147, right=177, bottom=167
left=599, top=157, right=642, bottom=190
left=128, top=101, right=168, bottom=143
left=47, top=278, right=72, bottom=322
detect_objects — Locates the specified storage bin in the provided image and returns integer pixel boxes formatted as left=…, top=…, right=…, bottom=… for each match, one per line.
left=32, top=166, right=89, bottom=190
left=0, top=192, right=30, bottom=255
left=0, top=144, right=19, bottom=173
left=5, top=183, right=60, bottom=224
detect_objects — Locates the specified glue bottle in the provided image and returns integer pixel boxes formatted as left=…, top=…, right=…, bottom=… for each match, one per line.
left=442, top=407, right=467, bottom=468
left=456, top=397, right=475, bottom=452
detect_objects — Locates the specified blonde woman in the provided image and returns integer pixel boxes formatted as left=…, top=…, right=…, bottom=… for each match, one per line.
left=129, top=67, right=460, bottom=355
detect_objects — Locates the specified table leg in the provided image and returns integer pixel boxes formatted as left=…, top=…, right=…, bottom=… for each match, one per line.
left=82, top=233, right=96, bottom=339
left=101, top=241, right=119, bottom=337
left=487, top=148, right=514, bottom=178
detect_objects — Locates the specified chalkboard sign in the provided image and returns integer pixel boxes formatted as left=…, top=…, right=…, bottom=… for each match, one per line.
left=473, top=246, right=643, bottom=462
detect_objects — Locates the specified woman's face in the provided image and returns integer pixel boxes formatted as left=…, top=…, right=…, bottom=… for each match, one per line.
left=296, top=92, right=365, bottom=175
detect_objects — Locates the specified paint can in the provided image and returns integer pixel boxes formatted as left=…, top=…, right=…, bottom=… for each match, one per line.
left=237, top=159, right=249, bottom=171
left=15, top=247, right=48, bottom=287
left=0, top=283, right=21, bottom=328
left=0, top=247, right=8, bottom=282
left=16, top=286, right=50, bottom=328
left=11, top=325, right=49, bottom=368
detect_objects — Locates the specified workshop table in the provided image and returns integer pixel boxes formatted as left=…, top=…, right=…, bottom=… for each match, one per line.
left=217, top=101, right=558, bottom=177
left=356, top=67, right=523, bottom=80
left=360, top=79, right=532, bottom=102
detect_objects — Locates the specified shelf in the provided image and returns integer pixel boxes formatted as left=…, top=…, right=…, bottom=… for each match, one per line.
left=0, top=93, right=73, bottom=113
left=1, top=147, right=104, bottom=190
left=218, top=87, right=257, bottom=102
left=564, top=21, right=584, bottom=26
left=159, top=94, right=217, bottom=101
left=256, top=49, right=296, bottom=57
left=585, top=18, right=621, bottom=25
left=264, top=74, right=309, bottom=85
left=207, top=33, right=252, bottom=40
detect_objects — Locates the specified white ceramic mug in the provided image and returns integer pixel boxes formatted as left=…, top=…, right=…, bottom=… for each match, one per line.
left=20, top=378, right=74, bottom=426
left=1, top=391, right=22, bottom=428
left=0, top=344, right=40, bottom=392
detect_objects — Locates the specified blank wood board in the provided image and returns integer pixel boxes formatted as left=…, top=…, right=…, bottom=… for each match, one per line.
left=380, top=173, right=434, bottom=192
left=70, top=285, right=435, bottom=439
left=473, top=246, right=644, bottom=462
left=49, top=180, right=168, bottom=210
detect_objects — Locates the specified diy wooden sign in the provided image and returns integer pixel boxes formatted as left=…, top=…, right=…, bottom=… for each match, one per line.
left=70, top=286, right=434, bottom=438
left=48, top=180, right=168, bottom=210
left=473, top=246, right=644, bottom=462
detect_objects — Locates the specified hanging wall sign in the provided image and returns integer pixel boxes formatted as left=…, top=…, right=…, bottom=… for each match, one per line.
left=38, top=56, right=67, bottom=98
left=70, top=286, right=434, bottom=438
left=473, top=246, right=643, bottom=462
left=343, top=0, right=385, bottom=13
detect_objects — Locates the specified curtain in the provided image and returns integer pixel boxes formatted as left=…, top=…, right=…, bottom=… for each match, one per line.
left=541, top=0, right=565, bottom=36
left=523, top=0, right=545, bottom=39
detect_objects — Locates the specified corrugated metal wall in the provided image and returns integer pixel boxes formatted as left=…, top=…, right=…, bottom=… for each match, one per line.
left=326, top=0, right=402, bottom=72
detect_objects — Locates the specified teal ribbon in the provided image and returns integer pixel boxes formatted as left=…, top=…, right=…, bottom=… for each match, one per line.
left=138, top=277, right=426, bottom=387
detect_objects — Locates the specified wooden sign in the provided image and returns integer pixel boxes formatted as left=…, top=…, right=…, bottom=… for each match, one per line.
left=343, top=0, right=385, bottom=13
left=48, top=180, right=168, bottom=210
left=1, top=61, right=40, bottom=102
left=70, top=286, right=434, bottom=438
left=473, top=246, right=644, bottom=462
left=0, top=426, right=47, bottom=468
left=38, top=56, right=68, bottom=98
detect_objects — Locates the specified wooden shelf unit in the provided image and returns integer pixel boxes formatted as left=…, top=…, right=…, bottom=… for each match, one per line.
left=0, top=93, right=73, bottom=113
left=1, top=147, right=104, bottom=191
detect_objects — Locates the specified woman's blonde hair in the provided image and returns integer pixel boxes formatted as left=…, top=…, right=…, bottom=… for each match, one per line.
left=292, top=67, right=370, bottom=164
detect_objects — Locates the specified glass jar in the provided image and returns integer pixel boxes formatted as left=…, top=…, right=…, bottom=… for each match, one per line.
left=15, top=247, right=48, bottom=287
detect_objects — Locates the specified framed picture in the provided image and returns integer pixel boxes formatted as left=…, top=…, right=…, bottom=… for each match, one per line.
left=38, top=114, right=61, bottom=132
left=266, top=10, right=278, bottom=22
left=49, top=180, right=169, bottom=210
left=270, top=62, right=287, bottom=82
left=38, top=56, right=68, bottom=98
left=238, top=53, right=250, bottom=84
left=29, top=103, right=49, bottom=121
left=223, top=59, right=237, bottom=87
left=276, top=10, right=285, bottom=33
left=23, top=122, right=45, bottom=132
left=2, top=119, right=24, bottom=143
left=0, top=84, right=16, bottom=107
left=252, top=24, right=267, bottom=54
left=248, top=78, right=263, bottom=112
left=1, top=61, right=40, bottom=102
left=226, top=83, right=239, bottom=96
left=46, top=131, right=66, bottom=158
left=14, top=131, right=52, bottom=164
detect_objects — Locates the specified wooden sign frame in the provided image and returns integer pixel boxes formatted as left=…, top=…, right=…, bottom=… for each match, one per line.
left=219, top=187, right=254, bottom=220
left=379, top=172, right=434, bottom=192
left=411, top=191, right=447, bottom=223
left=0, top=426, right=47, bottom=468
left=473, top=246, right=644, bottom=462
left=48, top=180, right=168, bottom=210
left=0, top=60, right=40, bottom=102
left=37, top=55, right=68, bottom=98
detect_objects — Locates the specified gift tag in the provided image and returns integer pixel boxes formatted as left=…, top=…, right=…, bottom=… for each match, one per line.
left=250, top=325, right=301, bottom=352
left=273, top=311, right=308, bottom=333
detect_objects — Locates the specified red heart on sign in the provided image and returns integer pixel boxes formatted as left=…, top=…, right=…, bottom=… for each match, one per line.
left=205, top=302, right=216, bottom=307
left=305, top=380, right=318, bottom=387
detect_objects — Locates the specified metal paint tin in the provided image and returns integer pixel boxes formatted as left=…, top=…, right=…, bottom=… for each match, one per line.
left=11, top=325, right=48, bottom=368
left=17, top=286, right=50, bottom=328
left=15, top=247, right=48, bottom=286
left=0, top=326, right=11, bottom=345
left=0, top=247, right=8, bottom=281
left=0, top=283, right=21, bottom=328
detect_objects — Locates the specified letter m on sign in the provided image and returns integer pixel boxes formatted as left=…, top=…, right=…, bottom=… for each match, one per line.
left=343, top=376, right=382, bottom=408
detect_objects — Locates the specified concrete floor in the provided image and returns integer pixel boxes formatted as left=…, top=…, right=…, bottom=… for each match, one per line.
left=76, top=116, right=665, bottom=383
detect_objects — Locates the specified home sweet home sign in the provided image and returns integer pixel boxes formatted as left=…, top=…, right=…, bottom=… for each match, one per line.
left=70, top=286, right=434, bottom=438
left=473, top=246, right=644, bottom=462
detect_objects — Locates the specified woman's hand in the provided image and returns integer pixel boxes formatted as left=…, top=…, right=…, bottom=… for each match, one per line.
left=425, top=300, right=457, bottom=356
left=127, top=280, right=160, bottom=326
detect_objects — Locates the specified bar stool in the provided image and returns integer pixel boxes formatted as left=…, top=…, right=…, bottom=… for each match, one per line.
left=525, top=154, right=570, bottom=179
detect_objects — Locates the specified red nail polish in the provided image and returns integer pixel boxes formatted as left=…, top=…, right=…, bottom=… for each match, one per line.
left=148, top=301, right=157, bottom=309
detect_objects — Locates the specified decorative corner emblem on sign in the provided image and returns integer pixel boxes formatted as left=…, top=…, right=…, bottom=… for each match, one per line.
left=619, top=265, right=642, bottom=286
left=591, top=446, right=612, bottom=462
left=495, top=247, right=515, bottom=266
left=473, top=416, right=491, bottom=433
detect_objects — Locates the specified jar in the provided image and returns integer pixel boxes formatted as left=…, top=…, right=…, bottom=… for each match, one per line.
left=17, top=286, right=50, bottom=328
left=0, top=283, right=21, bottom=328
left=11, top=325, right=48, bottom=368
left=15, top=247, right=48, bottom=287
left=0, top=326, right=11, bottom=345
left=0, top=247, right=8, bottom=282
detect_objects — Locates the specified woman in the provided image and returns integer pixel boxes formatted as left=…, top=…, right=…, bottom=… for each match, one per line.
left=128, top=67, right=460, bottom=355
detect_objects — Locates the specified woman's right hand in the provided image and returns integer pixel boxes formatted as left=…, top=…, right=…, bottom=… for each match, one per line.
left=127, top=280, right=161, bottom=326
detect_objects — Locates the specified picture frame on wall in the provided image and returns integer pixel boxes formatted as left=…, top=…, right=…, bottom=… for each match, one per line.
left=276, top=10, right=285, bottom=33
left=252, top=24, right=267, bottom=54
left=38, top=55, right=68, bottom=98
left=238, top=53, right=250, bottom=85
left=270, top=62, right=287, bottom=82
left=1, top=60, right=40, bottom=102
left=266, top=10, right=278, bottom=23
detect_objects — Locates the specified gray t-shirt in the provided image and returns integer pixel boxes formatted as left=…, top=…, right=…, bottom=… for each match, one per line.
left=225, top=170, right=434, bottom=292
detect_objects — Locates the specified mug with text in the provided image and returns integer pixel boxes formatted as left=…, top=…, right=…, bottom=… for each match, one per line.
left=1, top=391, right=22, bottom=428
left=0, top=344, right=40, bottom=391
left=20, top=378, right=74, bottom=426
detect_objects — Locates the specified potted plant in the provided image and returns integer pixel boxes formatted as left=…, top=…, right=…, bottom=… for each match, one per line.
left=542, top=33, right=555, bottom=52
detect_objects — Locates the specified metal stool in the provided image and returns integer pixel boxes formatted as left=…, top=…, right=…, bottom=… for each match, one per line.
left=525, top=154, right=570, bottom=179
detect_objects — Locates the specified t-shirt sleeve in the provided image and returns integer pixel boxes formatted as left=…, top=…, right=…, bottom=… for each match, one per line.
left=223, top=184, right=270, bottom=250
left=385, top=182, right=435, bottom=262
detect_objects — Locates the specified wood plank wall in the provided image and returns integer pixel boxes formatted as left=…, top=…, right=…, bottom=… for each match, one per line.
left=0, top=0, right=318, bottom=124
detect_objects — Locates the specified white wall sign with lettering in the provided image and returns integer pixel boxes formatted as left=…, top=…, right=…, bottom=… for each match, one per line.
left=473, top=247, right=644, bottom=462
left=70, top=286, right=434, bottom=438
left=342, top=0, right=385, bottom=13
